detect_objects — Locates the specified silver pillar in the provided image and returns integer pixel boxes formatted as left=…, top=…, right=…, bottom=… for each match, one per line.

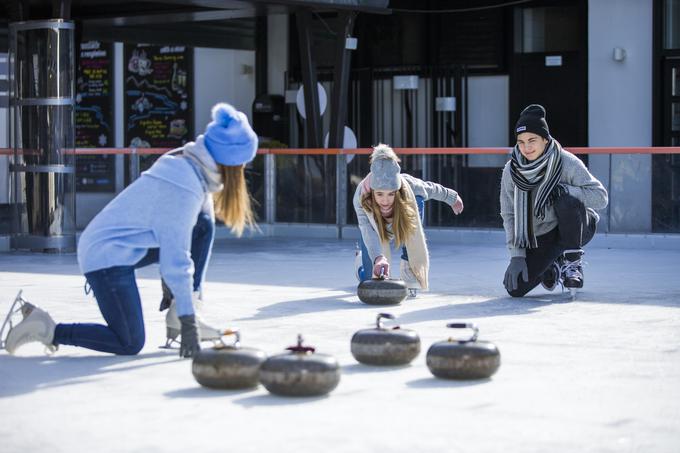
left=9, top=20, right=76, bottom=252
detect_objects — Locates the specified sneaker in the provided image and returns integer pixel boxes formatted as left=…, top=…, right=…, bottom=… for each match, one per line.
left=540, top=260, right=560, bottom=291
left=561, top=251, right=584, bottom=289
left=165, top=293, right=225, bottom=345
left=5, top=303, right=57, bottom=355
left=354, top=246, right=363, bottom=282
left=400, top=259, right=420, bottom=297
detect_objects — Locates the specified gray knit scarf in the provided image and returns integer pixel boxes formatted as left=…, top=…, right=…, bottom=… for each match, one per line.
left=509, top=138, right=563, bottom=248
left=179, top=136, right=223, bottom=193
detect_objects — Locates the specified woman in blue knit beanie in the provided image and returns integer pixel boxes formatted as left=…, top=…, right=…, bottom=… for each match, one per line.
left=353, top=144, right=464, bottom=297
left=4, top=103, right=258, bottom=358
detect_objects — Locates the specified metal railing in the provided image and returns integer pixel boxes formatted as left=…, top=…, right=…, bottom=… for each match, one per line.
left=3, top=146, right=680, bottom=234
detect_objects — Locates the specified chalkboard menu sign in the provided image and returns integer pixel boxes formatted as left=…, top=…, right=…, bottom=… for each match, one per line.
left=75, top=40, right=115, bottom=192
left=124, top=44, right=193, bottom=172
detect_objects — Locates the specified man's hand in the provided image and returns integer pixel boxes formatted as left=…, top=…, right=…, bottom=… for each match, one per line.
left=503, top=257, right=528, bottom=292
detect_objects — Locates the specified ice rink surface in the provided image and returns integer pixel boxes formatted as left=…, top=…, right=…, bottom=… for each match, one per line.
left=0, top=237, right=679, bottom=453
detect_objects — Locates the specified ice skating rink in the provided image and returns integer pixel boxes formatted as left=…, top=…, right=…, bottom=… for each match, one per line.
left=1, top=237, right=679, bottom=453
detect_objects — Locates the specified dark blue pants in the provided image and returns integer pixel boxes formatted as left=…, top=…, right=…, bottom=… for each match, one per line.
left=53, top=212, right=215, bottom=354
left=358, top=196, right=425, bottom=281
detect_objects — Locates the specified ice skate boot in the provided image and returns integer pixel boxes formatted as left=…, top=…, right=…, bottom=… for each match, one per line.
left=399, top=259, right=419, bottom=299
left=1, top=291, right=57, bottom=355
left=162, top=293, right=229, bottom=348
left=560, top=249, right=584, bottom=299
left=540, top=260, right=561, bottom=292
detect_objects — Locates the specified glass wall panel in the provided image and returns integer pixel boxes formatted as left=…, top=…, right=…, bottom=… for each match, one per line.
left=652, top=154, right=680, bottom=231
left=664, top=0, right=680, bottom=49
left=514, top=6, right=579, bottom=53
left=276, top=155, right=336, bottom=223
left=673, top=102, right=680, bottom=131
left=245, top=155, right=265, bottom=222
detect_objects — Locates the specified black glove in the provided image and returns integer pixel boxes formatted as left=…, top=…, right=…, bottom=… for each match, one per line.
left=503, top=257, right=528, bottom=292
left=179, top=314, right=200, bottom=358
left=159, top=279, right=173, bottom=312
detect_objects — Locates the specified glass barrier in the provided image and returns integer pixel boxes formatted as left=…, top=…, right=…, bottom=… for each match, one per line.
left=346, top=154, right=503, bottom=228
left=275, top=154, right=336, bottom=223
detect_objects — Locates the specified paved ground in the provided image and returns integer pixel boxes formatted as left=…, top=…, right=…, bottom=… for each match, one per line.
left=0, top=237, right=678, bottom=453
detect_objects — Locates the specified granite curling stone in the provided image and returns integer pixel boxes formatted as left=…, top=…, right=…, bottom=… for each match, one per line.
left=426, top=322, right=500, bottom=380
left=351, top=313, right=420, bottom=366
left=192, top=329, right=266, bottom=389
left=259, top=334, right=340, bottom=397
left=357, top=274, right=408, bottom=305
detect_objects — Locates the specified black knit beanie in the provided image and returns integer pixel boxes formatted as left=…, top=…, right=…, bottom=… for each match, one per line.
left=515, top=104, right=550, bottom=140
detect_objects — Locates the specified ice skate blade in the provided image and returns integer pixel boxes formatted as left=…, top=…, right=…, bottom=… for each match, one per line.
left=159, top=328, right=235, bottom=350
left=0, top=291, right=28, bottom=351
left=568, top=288, right=577, bottom=300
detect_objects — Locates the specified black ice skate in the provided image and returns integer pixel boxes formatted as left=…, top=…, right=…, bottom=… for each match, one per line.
left=560, top=249, right=584, bottom=299
left=540, top=260, right=561, bottom=292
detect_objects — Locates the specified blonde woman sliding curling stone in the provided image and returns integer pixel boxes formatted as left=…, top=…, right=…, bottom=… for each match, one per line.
left=353, top=144, right=464, bottom=297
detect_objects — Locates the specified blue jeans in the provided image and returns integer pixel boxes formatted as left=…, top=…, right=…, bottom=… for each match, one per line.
left=53, top=212, right=214, bottom=354
left=358, top=196, right=424, bottom=281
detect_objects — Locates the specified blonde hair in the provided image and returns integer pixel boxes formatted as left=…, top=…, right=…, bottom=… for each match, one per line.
left=214, top=165, right=256, bottom=237
left=361, top=185, right=418, bottom=248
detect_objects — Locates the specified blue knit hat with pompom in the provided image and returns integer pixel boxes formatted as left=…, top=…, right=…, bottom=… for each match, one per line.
left=204, top=103, right=258, bottom=166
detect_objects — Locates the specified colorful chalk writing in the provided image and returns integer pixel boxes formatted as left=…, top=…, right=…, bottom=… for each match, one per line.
left=75, top=40, right=115, bottom=192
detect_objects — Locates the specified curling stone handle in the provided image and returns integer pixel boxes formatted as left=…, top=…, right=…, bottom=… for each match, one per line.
left=446, top=322, right=479, bottom=343
left=285, top=333, right=316, bottom=353
left=217, top=328, right=241, bottom=348
left=376, top=313, right=397, bottom=329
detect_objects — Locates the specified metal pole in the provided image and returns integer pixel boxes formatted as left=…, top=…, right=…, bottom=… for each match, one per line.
left=265, top=153, right=276, bottom=225
left=295, top=11, right=322, bottom=148
left=329, top=12, right=356, bottom=237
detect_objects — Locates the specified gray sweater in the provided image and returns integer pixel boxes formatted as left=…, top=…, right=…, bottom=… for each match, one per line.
left=354, top=173, right=458, bottom=262
left=500, top=150, right=608, bottom=258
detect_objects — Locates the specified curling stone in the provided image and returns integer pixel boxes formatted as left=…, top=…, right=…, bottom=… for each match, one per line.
left=357, top=274, right=408, bottom=305
left=351, top=313, right=420, bottom=366
left=192, top=330, right=266, bottom=389
left=426, top=322, right=500, bottom=380
left=259, top=334, right=340, bottom=397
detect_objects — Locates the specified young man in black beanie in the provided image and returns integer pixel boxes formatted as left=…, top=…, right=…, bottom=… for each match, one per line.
left=500, top=104, right=608, bottom=297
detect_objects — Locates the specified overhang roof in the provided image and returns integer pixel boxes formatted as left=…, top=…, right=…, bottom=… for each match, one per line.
left=3, top=0, right=390, bottom=49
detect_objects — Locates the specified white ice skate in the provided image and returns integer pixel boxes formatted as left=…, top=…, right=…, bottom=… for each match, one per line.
left=399, top=259, right=419, bottom=299
left=161, top=293, right=230, bottom=349
left=1, top=291, right=57, bottom=355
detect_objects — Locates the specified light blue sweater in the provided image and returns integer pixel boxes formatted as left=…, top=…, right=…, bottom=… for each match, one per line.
left=78, top=153, right=209, bottom=317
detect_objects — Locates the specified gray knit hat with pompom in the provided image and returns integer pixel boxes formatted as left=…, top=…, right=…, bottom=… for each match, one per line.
left=369, top=144, right=402, bottom=191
